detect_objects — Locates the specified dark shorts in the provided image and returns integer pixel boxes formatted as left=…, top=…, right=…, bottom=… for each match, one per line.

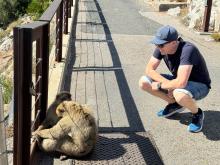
left=143, top=74, right=210, bottom=100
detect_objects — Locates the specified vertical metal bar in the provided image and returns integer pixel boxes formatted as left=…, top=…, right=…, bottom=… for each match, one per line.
left=56, top=1, right=63, bottom=62
left=39, top=23, right=49, bottom=125
left=71, top=0, right=73, bottom=6
left=72, top=0, right=79, bottom=40
left=13, top=27, right=22, bottom=165
left=0, top=86, right=8, bottom=165
left=68, top=0, right=71, bottom=18
left=13, top=27, right=32, bottom=165
left=64, top=0, right=69, bottom=34
left=202, top=0, right=212, bottom=32
left=30, top=24, right=50, bottom=163
left=35, top=39, right=41, bottom=121
left=22, top=28, right=32, bottom=165
left=29, top=23, right=49, bottom=164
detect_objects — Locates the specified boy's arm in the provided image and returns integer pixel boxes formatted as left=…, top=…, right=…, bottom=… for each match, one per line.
left=145, top=56, right=169, bottom=83
left=161, top=65, right=192, bottom=90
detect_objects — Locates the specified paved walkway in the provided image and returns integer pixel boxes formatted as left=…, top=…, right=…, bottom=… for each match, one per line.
left=39, top=0, right=220, bottom=164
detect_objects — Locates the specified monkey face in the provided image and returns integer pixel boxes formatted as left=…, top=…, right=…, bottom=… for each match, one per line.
left=56, top=103, right=67, bottom=118
left=56, top=100, right=80, bottom=118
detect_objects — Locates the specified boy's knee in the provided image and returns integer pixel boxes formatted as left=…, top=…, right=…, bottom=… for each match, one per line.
left=173, top=89, right=193, bottom=103
left=139, top=76, right=151, bottom=90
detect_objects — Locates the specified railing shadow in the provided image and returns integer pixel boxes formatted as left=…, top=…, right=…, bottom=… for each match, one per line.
left=60, top=0, right=164, bottom=164
left=93, top=0, right=145, bottom=133
left=39, top=133, right=163, bottom=164
left=61, top=0, right=145, bottom=133
left=60, top=0, right=78, bottom=92
left=75, top=133, right=163, bottom=164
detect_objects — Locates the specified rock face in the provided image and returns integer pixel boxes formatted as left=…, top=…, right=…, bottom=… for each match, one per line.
left=0, top=15, right=33, bottom=80
left=0, top=36, right=14, bottom=81
left=167, top=0, right=220, bottom=31
left=167, top=6, right=181, bottom=16
left=0, top=38, right=13, bottom=52
left=187, top=0, right=220, bottom=31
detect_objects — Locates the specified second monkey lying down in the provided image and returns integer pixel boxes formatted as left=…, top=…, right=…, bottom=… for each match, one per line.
left=33, top=100, right=98, bottom=159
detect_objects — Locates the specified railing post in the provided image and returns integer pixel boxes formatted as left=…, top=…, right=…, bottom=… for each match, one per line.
left=13, top=0, right=74, bottom=163
left=68, top=0, right=71, bottom=18
left=64, top=0, right=69, bottom=34
left=56, top=0, right=63, bottom=62
left=202, top=0, right=212, bottom=32
left=14, top=27, right=33, bottom=165
left=39, top=23, right=50, bottom=125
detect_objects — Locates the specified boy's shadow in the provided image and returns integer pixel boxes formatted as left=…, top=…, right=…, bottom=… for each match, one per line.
left=167, top=110, right=220, bottom=141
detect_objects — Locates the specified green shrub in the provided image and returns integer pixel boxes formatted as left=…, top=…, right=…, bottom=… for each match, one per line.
left=27, top=0, right=52, bottom=19
left=0, top=30, right=7, bottom=40
left=0, top=0, right=17, bottom=28
left=0, top=0, right=30, bottom=29
left=0, top=75, right=12, bottom=104
left=211, top=33, right=220, bottom=42
left=0, top=19, right=23, bottom=40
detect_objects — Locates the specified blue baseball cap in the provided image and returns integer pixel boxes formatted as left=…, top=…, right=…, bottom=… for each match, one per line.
left=150, top=25, right=178, bottom=45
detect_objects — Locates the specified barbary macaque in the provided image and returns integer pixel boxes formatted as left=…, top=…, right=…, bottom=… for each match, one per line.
left=37, top=91, right=72, bottom=131
left=33, top=100, right=98, bottom=159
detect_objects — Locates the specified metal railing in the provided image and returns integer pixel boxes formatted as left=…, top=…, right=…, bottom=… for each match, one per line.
left=13, top=0, right=77, bottom=164
left=202, top=0, right=212, bottom=32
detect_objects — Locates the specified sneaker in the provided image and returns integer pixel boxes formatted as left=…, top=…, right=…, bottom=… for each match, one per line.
left=157, top=102, right=184, bottom=117
left=188, top=108, right=204, bottom=133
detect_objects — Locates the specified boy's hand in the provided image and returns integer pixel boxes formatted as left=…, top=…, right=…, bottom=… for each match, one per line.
left=151, top=82, right=160, bottom=90
left=152, top=82, right=169, bottom=94
left=168, top=89, right=174, bottom=98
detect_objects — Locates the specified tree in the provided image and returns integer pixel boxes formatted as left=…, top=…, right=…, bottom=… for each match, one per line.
left=0, top=0, right=17, bottom=28
left=27, top=0, right=52, bottom=19
left=0, top=0, right=30, bottom=28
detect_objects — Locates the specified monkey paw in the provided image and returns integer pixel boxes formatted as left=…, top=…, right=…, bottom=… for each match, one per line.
left=32, top=130, right=39, bottom=136
left=32, top=133, right=42, bottom=144
left=60, top=154, right=68, bottom=161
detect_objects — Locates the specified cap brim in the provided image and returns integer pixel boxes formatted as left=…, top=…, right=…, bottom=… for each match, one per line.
left=150, top=37, right=168, bottom=45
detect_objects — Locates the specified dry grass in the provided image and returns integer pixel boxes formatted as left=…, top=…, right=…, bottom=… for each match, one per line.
left=179, top=7, right=190, bottom=26
left=6, top=124, right=14, bottom=138
left=210, top=33, right=220, bottom=41
left=0, top=19, right=23, bottom=40
left=179, top=7, right=189, bottom=17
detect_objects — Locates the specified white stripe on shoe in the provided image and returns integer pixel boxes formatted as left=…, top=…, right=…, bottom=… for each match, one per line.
left=164, top=107, right=185, bottom=117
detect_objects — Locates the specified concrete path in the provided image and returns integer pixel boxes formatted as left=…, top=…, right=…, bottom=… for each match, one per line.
left=40, top=0, right=220, bottom=164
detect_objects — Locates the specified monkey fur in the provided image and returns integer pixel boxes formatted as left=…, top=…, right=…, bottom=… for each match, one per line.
left=37, top=91, right=72, bottom=131
left=33, top=100, right=98, bottom=159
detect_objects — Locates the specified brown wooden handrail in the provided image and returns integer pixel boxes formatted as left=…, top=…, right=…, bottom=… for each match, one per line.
left=13, top=0, right=77, bottom=165
left=14, top=21, right=49, bottom=165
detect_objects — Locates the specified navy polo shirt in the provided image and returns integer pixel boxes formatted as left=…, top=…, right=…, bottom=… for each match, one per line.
left=153, top=39, right=211, bottom=88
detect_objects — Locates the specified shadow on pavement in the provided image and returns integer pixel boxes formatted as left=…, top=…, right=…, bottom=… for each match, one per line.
left=59, top=0, right=164, bottom=164
left=75, top=133, right=163, bottom=164
left=39, top=133, right=163, bottom=164
left=167, top=110, right=220, bottom=141
left=93, top=0, right=145, bottom=132
left=202, top=110, right=220, bottom=141
left=60, top=0, right=78, bottom=92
